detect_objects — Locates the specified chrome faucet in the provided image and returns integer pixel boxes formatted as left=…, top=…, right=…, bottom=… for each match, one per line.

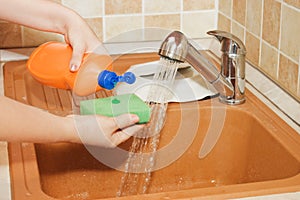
left=158, top=30, right=246, bottom=105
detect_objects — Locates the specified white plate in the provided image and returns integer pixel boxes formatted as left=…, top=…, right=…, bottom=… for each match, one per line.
left=115, top=61, right=217, bottom=103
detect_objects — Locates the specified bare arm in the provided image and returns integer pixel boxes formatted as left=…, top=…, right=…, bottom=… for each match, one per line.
left=0, top=0, right=72, bottom=33
left=0, top=96, right=74, bottom=143
left=0, top=96, right=143, bottom=147
left=0, top=0, right=101, bottom=71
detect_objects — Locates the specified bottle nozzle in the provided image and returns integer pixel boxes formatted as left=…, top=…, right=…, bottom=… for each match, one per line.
left=118, top=72, right=136, bottom=84
left=98, top=70, right=136, bottom=90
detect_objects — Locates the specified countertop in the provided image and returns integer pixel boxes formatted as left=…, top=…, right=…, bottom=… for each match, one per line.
left=0, top=39, right=299, bottom=200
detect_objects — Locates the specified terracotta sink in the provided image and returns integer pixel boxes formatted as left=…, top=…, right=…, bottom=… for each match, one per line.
left=4, top=53, right=300, bottom=200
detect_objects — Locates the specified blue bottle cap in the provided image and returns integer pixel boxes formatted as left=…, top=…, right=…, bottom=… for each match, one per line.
left=98, top=70, right=136, bottom=90
left=118, top=72, right=136, bottom=84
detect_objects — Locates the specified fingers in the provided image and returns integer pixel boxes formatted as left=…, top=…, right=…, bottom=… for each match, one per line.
left=114, top=114, right=140, bottom=130
left=72, top=114, right=142, bottom=148
left=110, top=124, right=144, bottom=147
left=69, top=44, right=85, bottom=72
left=106, top=114, right=142, bottom=147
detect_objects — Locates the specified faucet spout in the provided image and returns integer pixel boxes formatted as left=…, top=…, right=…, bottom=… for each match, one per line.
left=159, top=30, right=241, bottom=104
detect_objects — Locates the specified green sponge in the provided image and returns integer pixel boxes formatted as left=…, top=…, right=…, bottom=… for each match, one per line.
left=80, top=94, right=151, bottom=123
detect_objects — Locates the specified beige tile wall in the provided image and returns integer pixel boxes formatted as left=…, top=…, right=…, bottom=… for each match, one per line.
left=218, top=0, right=300, bottom=100
left=0, top=0, right=217, bottom=46
left=0, top=0, right=299, bottom=100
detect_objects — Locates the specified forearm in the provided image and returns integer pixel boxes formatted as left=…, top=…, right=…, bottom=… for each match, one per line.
left=0, top=96, right=77, bottom=143
left=0, top=0, right=81, bottom=34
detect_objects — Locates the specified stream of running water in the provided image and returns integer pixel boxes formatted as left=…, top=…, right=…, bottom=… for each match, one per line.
left=117, top=57, right=180, bottom=196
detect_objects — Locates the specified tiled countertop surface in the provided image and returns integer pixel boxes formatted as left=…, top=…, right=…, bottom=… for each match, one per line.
left=0, top=39, right=299, bottom=200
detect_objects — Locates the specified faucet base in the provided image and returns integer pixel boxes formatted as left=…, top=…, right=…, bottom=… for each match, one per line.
left=219, top=97, right=245, bottom=105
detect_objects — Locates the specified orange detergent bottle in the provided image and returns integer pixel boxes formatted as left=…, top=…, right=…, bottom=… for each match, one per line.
left=27, top=42, right=136, bottom=96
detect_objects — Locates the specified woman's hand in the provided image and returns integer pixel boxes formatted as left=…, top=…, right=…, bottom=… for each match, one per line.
left=69, top=114, right=144, bottom=147
left=63, top=14, right=102, bottom=72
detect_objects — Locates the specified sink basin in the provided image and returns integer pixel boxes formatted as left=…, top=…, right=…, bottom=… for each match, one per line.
left=4, top=53, right=300, bottom=200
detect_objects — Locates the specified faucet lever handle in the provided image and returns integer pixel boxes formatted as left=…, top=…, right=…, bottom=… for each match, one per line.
left=207, top=30, right=246, bottom=55
left=207, top=30, right=246, bottom=104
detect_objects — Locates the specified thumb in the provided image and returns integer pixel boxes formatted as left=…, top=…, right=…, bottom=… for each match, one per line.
left=111, top=125, right=144, bottom=146
left=114, top=114, right=140, bottom=129
left=69, top=45, right=85, bottom=72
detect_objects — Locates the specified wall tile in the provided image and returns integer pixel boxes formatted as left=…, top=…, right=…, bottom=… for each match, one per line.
left=232, top=0, right=246, bottom=26
left=219, top=0, right=232, bottom=17
left=280, top=5, right=300, bottom=62
left=62, top=0, right=103, bottom=17
left=144, top=0, right=181, bottom=13
left=218, top=13, right=231, bottom=32
left=105, top=16, right=143, bottom=42
left=182, top=11, right=216, bottom=38
left=143, top=28, right=174, bottom=41
left=0, top=23, right=22, bottom=48
left=22, top=27, right=63, bottom=47
left=245, top=31, right=260, bottom=67
left=278, top=54, right=298, bottom=95
left=183, top=0, right=215, bottom=11
left=85, top=18, right=103, bottom=41
left=145, top=14, right=180, bottom=30
left=262, top=0, right=281, bottom=48
left=260, top=41, right=278, bottom=79
left=105, top=0, right=141, bottom=15
left=231, top=21, right=244, bottom=43
left=246, top=0, right=262, bottom=36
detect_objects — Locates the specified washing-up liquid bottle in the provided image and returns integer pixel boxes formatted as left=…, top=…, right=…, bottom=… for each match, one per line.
left=27, top=42, right=136, bottom=96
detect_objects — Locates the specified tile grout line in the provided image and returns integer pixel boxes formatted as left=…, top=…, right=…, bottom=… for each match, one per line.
left=142, top=0, right=145, bottom=40
left=298, top=55, right=300, bottom=96
left=214, top=0, right=219, bottom=29
left=102, top=0, right=106, bottom=42
left=258, top=0, right=264, bottom=68
left=277, top=1, right=283, bottom=79
left=180, top=0, right=183, bottom=31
